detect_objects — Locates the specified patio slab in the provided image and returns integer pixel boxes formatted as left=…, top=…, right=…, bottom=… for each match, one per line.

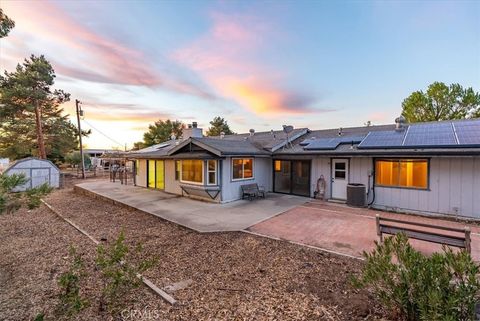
left=74, top=181, right=308, bottom=233
left=248, top=200, right=480, bottom=260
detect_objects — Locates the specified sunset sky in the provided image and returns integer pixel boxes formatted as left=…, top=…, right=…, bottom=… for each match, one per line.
left=1, top=0, right=479, bottom=149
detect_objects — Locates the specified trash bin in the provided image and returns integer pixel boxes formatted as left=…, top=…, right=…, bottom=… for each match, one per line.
left=346, top=183, right=366, bottom=207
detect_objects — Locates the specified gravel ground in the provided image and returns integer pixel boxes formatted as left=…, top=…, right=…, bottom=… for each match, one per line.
left=0, top=186, right=388, bottom=321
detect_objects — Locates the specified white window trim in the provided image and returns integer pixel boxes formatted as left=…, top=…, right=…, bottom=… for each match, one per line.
left=207, top=160, right=217, bottom=185
left=180, top=160, right=204, bottom=185
left=231, top=157, right=255, bottom=181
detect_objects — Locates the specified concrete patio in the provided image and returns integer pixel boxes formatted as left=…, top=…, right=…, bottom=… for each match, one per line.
left=249, top=200, right=480, bottom=260
left=74, top=181, right=308, bottom=233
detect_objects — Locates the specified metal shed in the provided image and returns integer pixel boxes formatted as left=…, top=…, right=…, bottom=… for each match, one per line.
left=3, top=157, right=60, bottom=191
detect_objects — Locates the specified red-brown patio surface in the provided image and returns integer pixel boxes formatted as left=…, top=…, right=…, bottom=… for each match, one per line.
left=248, top=200, right=480, bottom=260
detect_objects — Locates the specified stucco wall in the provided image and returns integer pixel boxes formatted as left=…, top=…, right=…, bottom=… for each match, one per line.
left=221, top=156, right=272, bottom=203
left=164, top=159, right=182, bottom=195
left=135, top=159, right=147, bottom=187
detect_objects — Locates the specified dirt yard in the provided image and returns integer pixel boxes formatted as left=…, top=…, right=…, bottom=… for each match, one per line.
left=0, top=186, right=388, bottom=321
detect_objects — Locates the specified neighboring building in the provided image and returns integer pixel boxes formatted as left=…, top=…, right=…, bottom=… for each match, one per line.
left=127, top=118, right=480, bottom=219
left=83, top=149, right=119, bottom=169
left=3, top=157, right=60, bottom=191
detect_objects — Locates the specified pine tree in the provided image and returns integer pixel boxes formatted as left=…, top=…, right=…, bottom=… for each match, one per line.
left=205, top=116, right=235, bottom=136
left=0, top=55, right=86, bottom=162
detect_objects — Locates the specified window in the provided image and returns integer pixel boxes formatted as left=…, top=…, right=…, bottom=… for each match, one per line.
left=232, top=158, right=254, bottom=180
left=334, top=161, right=346, bottom=179
left=375, top=159, right=428, bottom=189
left=175, top=160, right=180, bottom=180
left=181, top=160, right=203, bottom=184
left=207, top=160, right=217, bottom=185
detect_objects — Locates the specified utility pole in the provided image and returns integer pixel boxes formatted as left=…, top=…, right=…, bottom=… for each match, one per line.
left=75, top=99, right=86, bottom=179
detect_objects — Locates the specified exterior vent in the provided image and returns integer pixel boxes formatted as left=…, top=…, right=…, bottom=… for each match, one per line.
left=395, top=115, right=406, bottom=131
left=249, top=129, right=255, bottom=136
left=220, top=132, right=225, bottom=139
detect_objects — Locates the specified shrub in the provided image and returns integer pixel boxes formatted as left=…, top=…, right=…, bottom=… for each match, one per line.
left=0, top=173, right=53, bottom=214
left=65, top=151, right=91, bottom=168
left=96, top=231, right=156, bottom=315
left=24, top=183, right=53, bottom=209
left=57, top=246, right=89, bottom=316
left=353, top=233, right=480, bottom=320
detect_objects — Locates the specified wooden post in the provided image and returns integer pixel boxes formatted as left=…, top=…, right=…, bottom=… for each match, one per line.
left=465, top=226, right=471, bottom=254
left=75, top=99, right=86, bottom=179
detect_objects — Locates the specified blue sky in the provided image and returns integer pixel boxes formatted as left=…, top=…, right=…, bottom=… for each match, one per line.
left=1, top=0, right=479, bottom=149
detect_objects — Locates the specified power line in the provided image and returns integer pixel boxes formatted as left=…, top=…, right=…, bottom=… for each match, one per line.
left=82, top=118, right=125, bottom=148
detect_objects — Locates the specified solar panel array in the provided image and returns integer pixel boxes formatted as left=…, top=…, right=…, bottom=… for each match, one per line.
left=357, top=130, right=406, bottom=148
left=454, top=120, right=480, bottom=145
left=357, top=120, right=480, bottom=149
left=403, top=122, right=456, bottom=146
left=302, top=136, right=365, bottom=150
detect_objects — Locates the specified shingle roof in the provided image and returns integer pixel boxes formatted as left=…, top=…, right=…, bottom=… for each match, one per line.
left=207, top=128, right=308, bottom=151
left=275, top=124, right=395, bottom=154
left=127, top=119, right=480, bottom=158
left=192, top=137, right=271, bottom=155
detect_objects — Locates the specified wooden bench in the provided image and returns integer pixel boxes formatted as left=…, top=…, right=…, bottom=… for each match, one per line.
left=376, top=214, right=471, bottom=253
left=241, top=183, right=265, bottom=200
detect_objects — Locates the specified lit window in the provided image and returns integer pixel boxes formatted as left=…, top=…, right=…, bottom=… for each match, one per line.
left=181, top=160, right=203, bottom=184
left=232, top=158, right=254, bottom=180
left=207, top=160, right=217, bottom=185
left=274, top=160, right=281, bottom=172
left=375, top=159, right=428, bottom=189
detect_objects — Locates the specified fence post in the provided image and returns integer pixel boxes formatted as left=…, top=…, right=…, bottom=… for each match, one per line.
left=465, top=226, right=471, bottom=254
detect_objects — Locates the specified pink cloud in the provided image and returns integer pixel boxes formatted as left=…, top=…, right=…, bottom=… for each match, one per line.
left=173, top=12, right=321, bottom=115
left=2, top=1, right=214, bottom=98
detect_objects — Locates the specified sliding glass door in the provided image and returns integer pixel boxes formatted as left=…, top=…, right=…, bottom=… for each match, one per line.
left=273, top=160, right=311, bottom=197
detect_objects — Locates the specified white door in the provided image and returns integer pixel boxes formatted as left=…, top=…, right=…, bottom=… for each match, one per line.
left=331, top=159, right=348, bottom=200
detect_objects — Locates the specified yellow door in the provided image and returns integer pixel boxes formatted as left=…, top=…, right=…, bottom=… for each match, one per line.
left=148, top=160, right=155, bottom=188
left=155, top=160, right=164, bottom=189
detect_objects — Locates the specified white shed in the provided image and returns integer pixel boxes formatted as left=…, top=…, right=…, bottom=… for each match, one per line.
left=4, top=157, right=60, bottom=191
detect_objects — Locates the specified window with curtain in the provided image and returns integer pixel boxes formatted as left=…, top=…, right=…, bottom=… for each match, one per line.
left=232, top=158, right=254, bottom=180
left=375, top=159, right=428, bottom=189
left=181, top=160, right=203, bottom=184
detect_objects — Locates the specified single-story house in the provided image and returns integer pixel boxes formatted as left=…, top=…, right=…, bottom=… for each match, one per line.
left=126, top=118, right=480, bottom=219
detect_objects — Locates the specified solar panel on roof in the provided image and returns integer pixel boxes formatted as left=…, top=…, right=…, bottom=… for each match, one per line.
left=357, top=120, right=480, bottom=149
left=357, top=130, right=406, bottom=148
left=403, top=122, right=457, bottom=147
left=453, top=120, right=480, bottom=146
left=303, top=136, right=364, bottom=150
